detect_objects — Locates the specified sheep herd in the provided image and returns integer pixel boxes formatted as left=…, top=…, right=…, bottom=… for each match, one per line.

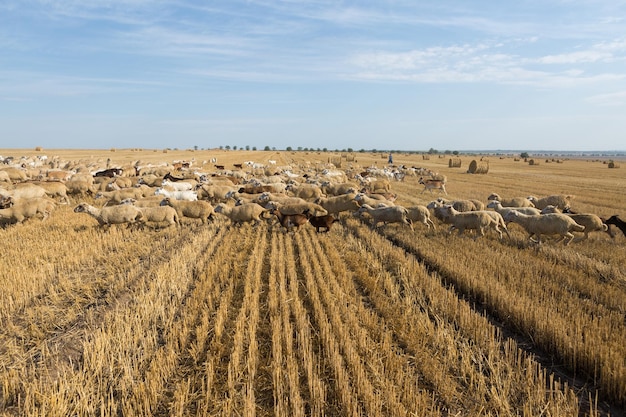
left=0, top=157, right=623, bottom=245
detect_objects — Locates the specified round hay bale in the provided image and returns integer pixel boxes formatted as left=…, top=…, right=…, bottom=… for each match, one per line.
left=422, top=154, right=430, bottom=160
left=608, top=161, right=620, bottom=168
left=528, top=159, right=538, bottom=166
left=448, top=158, right=462, bottom=168
left=467, top=159, right=489, bottom=174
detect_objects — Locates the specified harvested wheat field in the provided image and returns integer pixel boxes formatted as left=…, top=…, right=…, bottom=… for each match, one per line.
left=0, top=148, right=625, bottom=416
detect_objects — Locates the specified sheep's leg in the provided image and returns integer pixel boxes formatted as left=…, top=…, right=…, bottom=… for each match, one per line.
left=563, top=232, right=575, bottom=245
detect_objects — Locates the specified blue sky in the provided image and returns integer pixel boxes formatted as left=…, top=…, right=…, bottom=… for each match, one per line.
left=1, top=1, right=625, bottom=151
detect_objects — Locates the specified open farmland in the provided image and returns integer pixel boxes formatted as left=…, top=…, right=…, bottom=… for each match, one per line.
left=0, top=148, right=625, bottom=416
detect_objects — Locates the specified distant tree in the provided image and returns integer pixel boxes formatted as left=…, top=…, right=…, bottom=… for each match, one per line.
left=245, top=145, right=250, bottom=151
left=444, top=150, right=451, bottom=154
left=322, top=148, right=327, bottom=152
left=286, top=146, right=293, bottom=151
left=225, top=145, right=231, bottom=150
left=347, top=148, right=353, bottom=153
left=453, top=150, right=459, bottom=155
left=359, top=149, right=365, bottom=153
left=272, top=147, right=276, bottom=151
left=252, top=146, right=257, bottom=151
left=428, top=148, right=438, bottom=154
left=233, top=146, right=238, bottom=150
left=194, top=145, right=198, bottom=151
left=520, top=152, right=530, bottom=158
left=297, top=146, right=303, bottom=151
left=264, top=145, right=271, bottom=151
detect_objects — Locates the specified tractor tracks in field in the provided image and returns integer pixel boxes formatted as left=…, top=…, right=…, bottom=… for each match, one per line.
left=341, top=219, right=622, bottom=417
left=1, top=224, right=223, bottom=389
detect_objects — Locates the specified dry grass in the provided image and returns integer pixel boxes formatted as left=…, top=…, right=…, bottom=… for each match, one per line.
left=0, top=148, right=625, bottom=416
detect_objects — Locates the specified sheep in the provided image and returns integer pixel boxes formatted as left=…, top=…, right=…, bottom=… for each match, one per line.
left=135, top=205, right=179, bottom=229
left=503, top=211, right=584, bottom=245
left=443, top=206, right=504, bottom=239
left=154, top=187, right=198, bottom=201
left=406, top=205, right=436, bottom=230
left=540, top=205, right=608, bottom=241
left=0, top=183, right=47, bottom=200
left=120, top=196, right=165, bottom=207
left=28, top=181, right=71, bottom=204
left=0, top=197, right=56, bottom=225
left=308, top=214, right=337, bottom=233
left=162, top=179, right=194, bottom=191
left=486, top=200, right=542, bottom=218
left=526, top=194, right=573, bottom=210
left=264, top=201, right=328, bottom=217
left=255, top=192, right=309, bottom=207
left=363, top=178, right=391, bottom=194
left=436, top=198, right=479, bottom=212
left=214, top=202, right=271, bottom=226
left=65, top=180, right=98, bottom=197
left=353, top=193, right=395, bottom=208
left=314, top=193, right=360, bottom=215
left=320, top=181, right=359, bottom=196
left=487, top=193, right=535, bottom=208
left=95, top=188, right=145, bottom=205
left=160, top=197, right=215, bottom=224
left=285, top=183, right=324, bottom=201
left=0, top=170, right=11, bottom=183
left=604, top=215, right=626, bottom=237
left=196, top=184, right=238, bottom=203
left=73, top=202, right=143, bottom=229
left=355, top=204, right=413, bottom=230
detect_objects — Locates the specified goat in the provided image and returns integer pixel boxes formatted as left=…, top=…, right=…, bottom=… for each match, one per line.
left=419, top=177, right=447, bottom=195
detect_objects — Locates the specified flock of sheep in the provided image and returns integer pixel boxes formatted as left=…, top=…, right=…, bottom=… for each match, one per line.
left=1, top=157, right=624, bottom=245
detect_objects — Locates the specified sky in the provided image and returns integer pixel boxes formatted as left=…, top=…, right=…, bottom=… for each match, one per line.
left=1, top=0, right=625, bottom=152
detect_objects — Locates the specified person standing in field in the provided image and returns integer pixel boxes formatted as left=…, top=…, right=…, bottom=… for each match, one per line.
left=388, top=153, right=393, bottom=164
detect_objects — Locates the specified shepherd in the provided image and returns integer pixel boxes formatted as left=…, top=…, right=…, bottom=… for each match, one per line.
left=388, top=153, right=393, bottom=164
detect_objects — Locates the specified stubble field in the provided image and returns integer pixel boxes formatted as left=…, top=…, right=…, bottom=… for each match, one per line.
left=0, top=148, right=625, bottom=417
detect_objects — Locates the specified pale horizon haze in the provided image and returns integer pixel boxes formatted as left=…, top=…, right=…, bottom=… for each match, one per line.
left=1, top=1, right=625, bottom=152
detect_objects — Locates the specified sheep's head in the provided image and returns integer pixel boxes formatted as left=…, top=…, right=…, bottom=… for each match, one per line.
left=487, top=193, right=500, bottom=201
left=73, top=203, right=89, bottom=213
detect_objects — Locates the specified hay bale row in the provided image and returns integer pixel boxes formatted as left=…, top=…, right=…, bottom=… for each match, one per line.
left=467, top=159, right=489, bottom=174
left=448, top=158, right=461, bottom=168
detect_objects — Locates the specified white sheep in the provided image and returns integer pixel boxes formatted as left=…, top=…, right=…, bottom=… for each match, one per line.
left=486, top=200, right=541, bottom=217
left=314, top=193, right=360, bottom=215
left=135, top=205, right=180, bottom=229
left=0, top=197, right=56, bottom=225
left=214, top=202, right=271, bottom=225
left=443, top=206, right=504, bottom=239
left=526, top=194, right=573, bottom=210
left=73, top=202, right=144, bottom=229
left=0, top=183, right=47, bottom=200
left=487, top=193, right=535, bottom=208
left=95, top=188, right=145, bottom=205
left=154, top=187, right=198, bottom=201
left=353, top=193, right=395, bottom=208
left=436, top=198, right=479, bottom=212
left=406, top=205, right=436, bottom=230
left=162, top=179, right=194, bottom=191
left=355, top=204, right=413, bottom=230
left=540, top=205, right=608, bottom=241
left=264, top=201, right=328, bottom=217
left=285, top=183, right=324, bottom=201
left=503, top=211, right=584, bottom=245
left=160, top=197, right=215, bottom=224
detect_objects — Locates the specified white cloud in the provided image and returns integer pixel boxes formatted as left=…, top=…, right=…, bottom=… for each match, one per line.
left=586, top=91, right=626, bottom=106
